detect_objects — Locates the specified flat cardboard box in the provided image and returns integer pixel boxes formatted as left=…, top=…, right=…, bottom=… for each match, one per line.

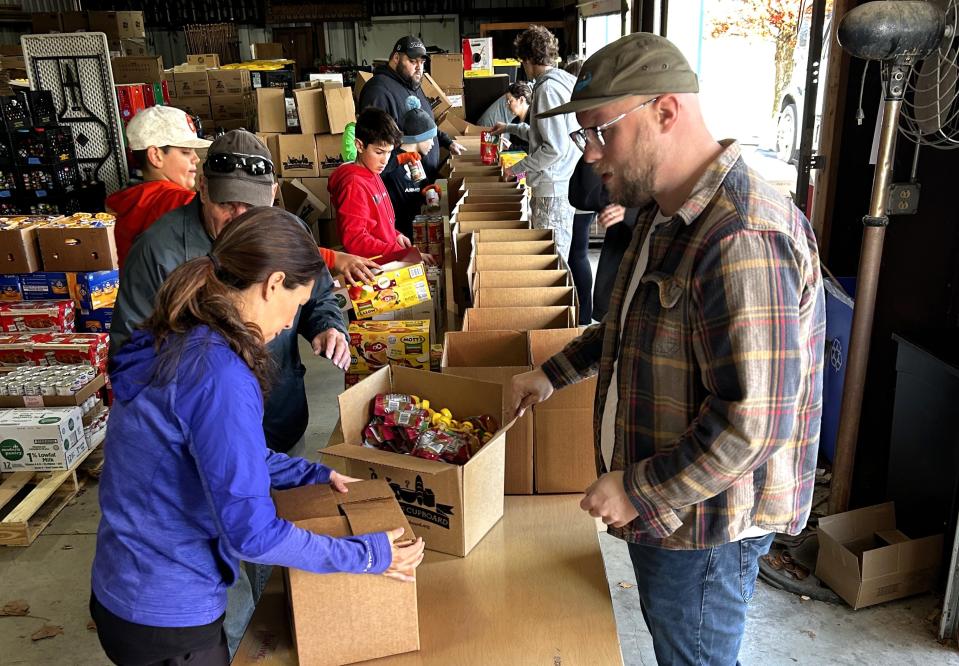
left=474, top=240, right=557, bottom=256
left=420, top=72, right=452, bottom=119
left=462, top=306, right=576, bottom=332
left=174, top=70, right=210, bottom=97
left=0, top=225, right=42, bottom=274
left=430, top=53, right=464, bottom=90
left=474, top=287, right=576, bottom=309
left=816, top=502, right=944, bottom=609
left=187, top=53, right=220, bottom=67
left=277, top=134, right=319, bottom=178
left=293, top=87, right=330, bottom=134
left=273, top=480, right=419, bottom=664
left=38, top=226, right=118, bottom=272
left=530, top=329, right=598, bottom=493
left=294, top=177, right=334, bottom=221
left=442, top=330, right=533, bottom=495
left=315, top=133, right=345, bottom=176
left=255, top=88, right=286, bottom=133
left=324, top=366, right=509, bottom=557
left=473, top=269, right=571, bottom=293
left=208, top=69, right=252, bottom=95
left=111, top=56, right=163, bottom=84
left=0, top=406, right=87, bottom=472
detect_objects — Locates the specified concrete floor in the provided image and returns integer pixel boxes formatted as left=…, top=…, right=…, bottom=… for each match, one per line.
left=1, top=339, right=958, bottom=665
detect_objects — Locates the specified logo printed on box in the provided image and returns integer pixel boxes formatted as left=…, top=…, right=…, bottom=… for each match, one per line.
left=377, top=472, right=453, bottom=529
left=282, top=154, right=315, bottom=171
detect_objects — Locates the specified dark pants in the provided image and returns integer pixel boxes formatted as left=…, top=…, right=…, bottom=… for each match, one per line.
left=570, top=212, right=594, bottom=325
left=627, top=534, right=774, bottom=666
left=90, top=594, right=229, bottom=666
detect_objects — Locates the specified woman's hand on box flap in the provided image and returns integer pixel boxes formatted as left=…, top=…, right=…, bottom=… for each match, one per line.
left=312, top=329, right=351, bottom=371
left=333, top=251, right=380, bottom=286
left=329, top=470, right=362, bottom=493
left=383, top=529, right=425, bottom=582
left=511, top=368, right=554, bottom=419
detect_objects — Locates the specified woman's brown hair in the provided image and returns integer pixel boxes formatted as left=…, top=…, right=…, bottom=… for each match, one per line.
left=143, top=207, right=325, bottom=393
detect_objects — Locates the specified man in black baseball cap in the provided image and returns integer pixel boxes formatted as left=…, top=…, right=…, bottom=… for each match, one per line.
left=359, top=34, right=466, bottom=181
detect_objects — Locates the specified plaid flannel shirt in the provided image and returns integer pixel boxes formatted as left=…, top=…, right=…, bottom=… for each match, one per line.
left=541, top=141, right=826, bottom=549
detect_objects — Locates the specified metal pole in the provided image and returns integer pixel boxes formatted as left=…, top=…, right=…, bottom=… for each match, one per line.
left=795, top=0, right=827, bottom=216
left=828, top=63, right=903, bottom=513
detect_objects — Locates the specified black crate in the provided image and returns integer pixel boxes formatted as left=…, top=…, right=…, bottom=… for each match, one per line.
left=25, top=91, right=57, bottom=128
left=251, top=70, right=295, bottom=91
left=0, top=93, right=31, bottom=132
left=18, top=161, right=80, bottom=197
left=11, top=127, right=77, bottom=167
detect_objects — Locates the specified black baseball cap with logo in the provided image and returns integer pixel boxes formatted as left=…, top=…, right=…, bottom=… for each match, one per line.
left=393, top=35, right=427, bottom=59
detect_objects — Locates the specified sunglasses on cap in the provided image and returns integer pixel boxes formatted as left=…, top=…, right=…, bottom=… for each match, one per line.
left=206, top=152, right=275, bottom=176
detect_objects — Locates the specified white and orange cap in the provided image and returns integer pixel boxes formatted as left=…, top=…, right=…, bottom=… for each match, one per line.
left=125, top=106, right=212, bottom=151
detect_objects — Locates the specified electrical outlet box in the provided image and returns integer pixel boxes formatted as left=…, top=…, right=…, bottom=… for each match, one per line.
left=887, top=182, right=921, bottom=215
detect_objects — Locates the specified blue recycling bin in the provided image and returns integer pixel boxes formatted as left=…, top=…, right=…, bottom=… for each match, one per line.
left=820, top=276, right=855, bottom=462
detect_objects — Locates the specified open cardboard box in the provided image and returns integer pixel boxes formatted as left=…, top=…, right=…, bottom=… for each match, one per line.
left=455, top=203, right=526, bottom=215
left=442, top=331, right=533, bottom=495
left=474, top=240, right=557, bottom=256
left=474, top=286, right=576, bottom=310
left=816, top=502, right=943, bottom=609
left=324, top=366, right=511, bottom=557
left=460, top=194, right=528, bottom=207
left=461, top=306, right=576, bottom=332
left=473, top=228, right=551, bottom=243
left=273, top=480, right=419, bottom=664
left=529, top=328, right=598, bottom=493
left=467, top=254, right=564, bottom=294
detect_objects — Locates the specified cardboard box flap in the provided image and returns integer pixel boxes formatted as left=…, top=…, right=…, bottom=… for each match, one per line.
left=529, top=328, right=583, bottom=364
left=341, top=499, right=413, bottom=541
left=475, top=240, right=556, bottom=256
left=818, top=502, right=897, bottom=541
left=861, top=534, right=944, bottom=580
left=273, top=484, right=339, bottom=522
left=456, top=220, right=528, bottom=234
left=323, top=442, right=449, bottom=476
left=473, top=229, right=550, bottom=242
left=474, top=270, right=569, bottom=290
left=443, top=330, right=530, bottom=366
left=475, top=287, right=575, bottom=308
left=295, top=515, right=352, bottom=538
left=472, top=255, right=559, bottom=271
left=332, top=478, right=395, bottom=506
left=456, top=211, right=525, bottom=222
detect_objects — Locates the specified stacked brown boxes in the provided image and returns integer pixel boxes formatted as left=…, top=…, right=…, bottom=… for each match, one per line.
left=439, top=154, right=597, bottom=494
left=165, top=66, right=255, bottom=131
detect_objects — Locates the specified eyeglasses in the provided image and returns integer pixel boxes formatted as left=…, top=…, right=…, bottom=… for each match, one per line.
left=206, top=152, right=275, bottom=176
left=569, top=97, right=660, bottom=151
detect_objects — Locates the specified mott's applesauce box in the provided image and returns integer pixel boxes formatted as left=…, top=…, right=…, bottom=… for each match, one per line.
left=346, top=320, right=430, bottom=386
left=0, top=406, right=88, bottom=471
left=348, top=249, right=431, bottom=319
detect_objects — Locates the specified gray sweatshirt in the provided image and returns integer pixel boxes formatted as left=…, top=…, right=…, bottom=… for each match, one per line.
left=506, top=68, right=579, bottom=198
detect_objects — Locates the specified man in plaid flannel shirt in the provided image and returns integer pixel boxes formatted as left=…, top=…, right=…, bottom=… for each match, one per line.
left=513, top=34, right=826, bottom=664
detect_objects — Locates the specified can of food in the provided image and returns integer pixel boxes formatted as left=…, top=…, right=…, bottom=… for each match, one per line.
left=412, top=217, right=429, bottom=246
left=23, top=381, right=40, bottom=396
left=427, top=217, right=444, bottom=244
left=480, top=131, right=499, bottom=166
left=41, top=381, right=58, bottom=396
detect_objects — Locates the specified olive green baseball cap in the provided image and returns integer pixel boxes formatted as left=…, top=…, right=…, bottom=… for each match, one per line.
left=539, top=33, right=699, bottom=118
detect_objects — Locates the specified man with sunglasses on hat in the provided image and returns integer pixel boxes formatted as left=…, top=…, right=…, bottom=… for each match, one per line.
left=510, top=34, right=825, bottom=665
left=358, top=35, right=466, bottom=181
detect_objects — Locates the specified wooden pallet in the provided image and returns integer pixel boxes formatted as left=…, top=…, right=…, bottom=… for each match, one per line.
left=0, top=430, right=106, bottom=547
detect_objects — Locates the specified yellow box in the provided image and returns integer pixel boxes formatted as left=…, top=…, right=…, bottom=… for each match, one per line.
left=348, top=248, right=431, bottom=319
left=347, top=320, right=430, bottom=378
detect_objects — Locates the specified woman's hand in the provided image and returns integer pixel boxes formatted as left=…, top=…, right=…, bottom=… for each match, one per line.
left=329, top=471, right=361, bottom=493
left=382, top=528, right=425, bottom=582
left=597, top=204, right=626, bottom=229
left=332, top=251, right=380, bottom=286
left=489, top=121, right=508, bottom=136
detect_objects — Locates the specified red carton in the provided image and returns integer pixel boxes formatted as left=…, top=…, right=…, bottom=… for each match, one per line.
left=0, top=300, right=74, bottom=333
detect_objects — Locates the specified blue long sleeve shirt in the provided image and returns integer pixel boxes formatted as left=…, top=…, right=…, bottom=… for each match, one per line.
left=92, top=327, right=391, bottom=628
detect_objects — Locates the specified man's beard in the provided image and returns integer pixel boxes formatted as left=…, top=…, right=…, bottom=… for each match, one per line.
left=604, top=157, right=658, bottom=209
left=400, top=68, right=422, bottom=88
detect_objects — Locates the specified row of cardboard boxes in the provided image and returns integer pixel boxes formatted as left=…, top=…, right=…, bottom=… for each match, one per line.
left=0, top=300, right=108, bottom=335
left=0, top=270, right=117, bottom=309
left=110, top=55, right=296, bottom=92
left=0, top=213, right=119, bottom=274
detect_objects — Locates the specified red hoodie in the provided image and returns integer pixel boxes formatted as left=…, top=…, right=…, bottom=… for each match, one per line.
left=106, top=181, right=197, bottom=269
left=328, top=163, right=404, bottom=259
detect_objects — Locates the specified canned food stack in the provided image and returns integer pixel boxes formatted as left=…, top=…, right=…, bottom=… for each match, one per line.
left=411, top=214, right=445, bottom=268
left=0, top=364, right=96, bottom=397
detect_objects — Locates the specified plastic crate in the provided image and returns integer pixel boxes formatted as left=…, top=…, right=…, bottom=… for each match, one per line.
left=0, top=94, right=31, bottom=132
left=25, top=91, right=57, bottom=127
left=11, top=127, right=77, bottom=167
left=18, top=161, right=80, bottom=198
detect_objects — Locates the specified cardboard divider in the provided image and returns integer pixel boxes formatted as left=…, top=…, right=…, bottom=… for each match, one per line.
left=455, top=203, right=526, bottom=215
left=274, top=480, right=419, bottom=664
left=461, top=306, right=575, bottom=332
left=474, top=240, right=557, bottom=256
left=472, top=229, right=551, bottom=243
left=467, top=255, right=563, bottom=295
left=323, top=366, right=510, bottom=557
left=442, top=330, right=533, bottom=494
left=473, top=269, right=572, bottom=292
left=473, top=287, right=576, bottom=310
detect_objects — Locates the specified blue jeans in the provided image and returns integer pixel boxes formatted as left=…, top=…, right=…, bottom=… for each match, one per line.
left=628, top=534, right=774, bottom=666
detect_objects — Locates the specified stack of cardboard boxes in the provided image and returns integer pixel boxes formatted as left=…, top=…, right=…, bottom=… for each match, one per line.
left=30, top=10, right=146, bottom=55
left=163, top=55, right=256, bottom=132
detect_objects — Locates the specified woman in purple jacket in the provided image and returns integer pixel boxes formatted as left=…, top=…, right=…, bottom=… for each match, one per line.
left=91, top=207, right=424, bottom=666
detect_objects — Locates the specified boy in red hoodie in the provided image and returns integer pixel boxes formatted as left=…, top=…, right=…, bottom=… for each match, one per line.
left=329, top=108, right=412, bottom=258
left=106, top=106, right=211, bottom=268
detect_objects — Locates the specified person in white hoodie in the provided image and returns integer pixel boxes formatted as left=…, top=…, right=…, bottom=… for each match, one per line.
left=491, top=26, right=579, bottom=260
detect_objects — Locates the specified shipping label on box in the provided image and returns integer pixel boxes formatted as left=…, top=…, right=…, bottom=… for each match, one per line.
left=347, top=319, right=430, bottom=377
left=187, top=53, right=220, bottom=67
left=0, top=406, right=87, bottom=471
left=19, top=272, right=70, bottom=300
left=274, top=480, right=419, bottom=664
left=278, top=134, right=319, bottom=178
left=463, top=38, right=494, bottom=77
left=77, top=308, right=112, bottom=333
left=175, top=70, right=211, bottom=97
left=208, top=69, right=252, bottom=95
left=348, top=248, right=430, bottom=319
left=324, top=366, right=509, bottom=556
